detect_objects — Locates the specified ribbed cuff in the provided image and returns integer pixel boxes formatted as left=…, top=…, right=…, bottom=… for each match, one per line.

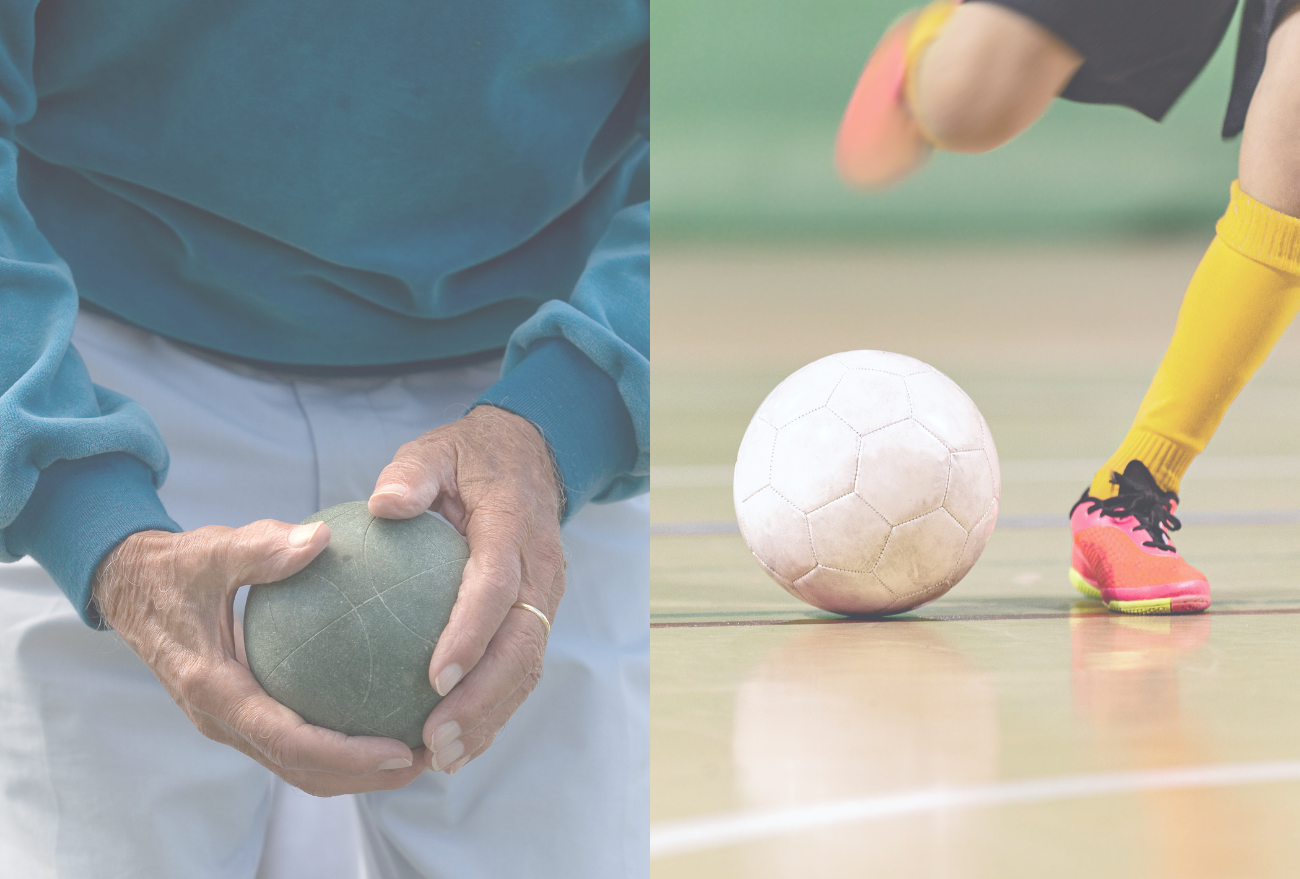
left=1216, top=180, right=1300, bottom=275
left=1093, top=429, right=1197, bottom=498
left=476, top=338, right=636, bottom=520
left=4, top=453, right=182, bottom=628
left=904, top=0, right=960, bottom=148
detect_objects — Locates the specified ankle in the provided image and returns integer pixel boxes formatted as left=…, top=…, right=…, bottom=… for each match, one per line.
left=1092, top=432, right=1196, bottom=499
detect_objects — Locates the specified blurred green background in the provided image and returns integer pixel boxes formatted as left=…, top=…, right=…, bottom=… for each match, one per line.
left=652, top=0, right=1244, bottom=240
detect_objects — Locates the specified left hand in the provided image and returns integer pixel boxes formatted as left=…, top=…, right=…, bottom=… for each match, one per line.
left=367, top=405, right=565, bottom=774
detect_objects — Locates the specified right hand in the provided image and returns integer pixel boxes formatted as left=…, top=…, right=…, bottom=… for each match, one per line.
left=92, top=520, right=427, bottom=796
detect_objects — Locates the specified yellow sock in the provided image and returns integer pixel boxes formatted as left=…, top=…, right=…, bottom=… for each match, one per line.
left=903, top=0, right=959, bottom=145
left=1091, top=181, right=1300, bottom=498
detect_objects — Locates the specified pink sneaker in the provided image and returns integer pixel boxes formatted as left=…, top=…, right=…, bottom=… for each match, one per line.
left=1069, top=460, right=1210, bottom=615
left=834, top=10, right=931, bottom=188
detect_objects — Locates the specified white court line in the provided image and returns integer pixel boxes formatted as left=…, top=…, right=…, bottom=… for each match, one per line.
left=650, top=760, right=1300, bottom=859
left=651, top=455, right=1300, bottom=488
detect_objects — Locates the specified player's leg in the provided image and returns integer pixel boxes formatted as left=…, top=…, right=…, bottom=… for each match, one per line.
left=836, top=0, right=1081, bottom=186
left=839, top=0, right=1240, bottom=188
left=910, top=2, right=1081, bottom=153
left=1073, top=7, right=1300, bottom=616
left=1238, top=5, right=1300, bottom=215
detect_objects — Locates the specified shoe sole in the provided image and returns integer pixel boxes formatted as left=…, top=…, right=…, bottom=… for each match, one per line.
left=1069, top=567, right=1102, bottom=599
left=1069, top=567, right=1210, bottom=615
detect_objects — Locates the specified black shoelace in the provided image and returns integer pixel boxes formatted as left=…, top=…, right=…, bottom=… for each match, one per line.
left=1072, top=463, right=1181, bottom=552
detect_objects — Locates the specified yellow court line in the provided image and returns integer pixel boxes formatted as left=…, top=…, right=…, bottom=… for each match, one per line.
left=650, top=760, right=1300, bottom=860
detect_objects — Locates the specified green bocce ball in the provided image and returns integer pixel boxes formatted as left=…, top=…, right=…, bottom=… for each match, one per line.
left=244, top=501, right=467, bottom=748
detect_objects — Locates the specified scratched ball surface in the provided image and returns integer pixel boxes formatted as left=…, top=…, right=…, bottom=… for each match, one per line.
left=244, top=501, right=467, bottom=748
left=733, top=351, right=1000, bottom=615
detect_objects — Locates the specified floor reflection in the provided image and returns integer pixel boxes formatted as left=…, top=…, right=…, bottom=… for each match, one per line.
left=1069, top=604, right=1275, bottom=878
left=1070, top=604, right=1212, bottom=730
left=731, top=621, right=998, bottom=878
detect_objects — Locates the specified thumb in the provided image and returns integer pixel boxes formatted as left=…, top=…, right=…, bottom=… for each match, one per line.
left=221, top=519, right=332, bottom=587
left=368, top=436, right=456, bottom=520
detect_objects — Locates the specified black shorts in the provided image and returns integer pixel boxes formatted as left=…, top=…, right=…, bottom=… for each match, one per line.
left=976, top=0, right=1298, bottom=137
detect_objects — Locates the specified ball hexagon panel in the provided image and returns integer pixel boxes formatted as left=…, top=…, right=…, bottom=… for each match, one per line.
left=733, top=417, right=778, bottom=504
left=873, top=508, right=969, bottom=596
left=981, top=417, right=1002, bottom=495
left=944, top=449, right=997, bottom=530
left=769, top=408, right=862, bottom=513
left=831, top=349, right=931, bottom=376
left=905, top=372, right=986, bottom=451
left=826, top=369, right=911, bottom=435
left=793, top=566, right=896, bottom=615
left=882, top=576, right=956, bottom=615
left=806, top=493, right=893, bottom=572
left=855, top=420, right=950, bottom=525
left=948, top=501, right=999, bottom=587
left=734, top=351, right=1003, bottom=617
left=755, top=357, right=847, bottom=429
left=737, top=486, right=816, bottom=583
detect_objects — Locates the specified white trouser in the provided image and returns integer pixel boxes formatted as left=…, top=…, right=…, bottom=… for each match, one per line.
left=0, top=311, right=649, bottom=879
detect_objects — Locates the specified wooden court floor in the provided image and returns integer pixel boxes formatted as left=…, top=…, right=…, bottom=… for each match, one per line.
left=651, top=242, right=1300, bottom=878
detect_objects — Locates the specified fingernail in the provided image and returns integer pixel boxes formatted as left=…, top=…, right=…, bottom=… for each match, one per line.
left=288, top=523, right=321, bottom=548
left=434, top=739, right=464, bottom=773
left=377, top=757, right=412, bottom=771
left=447, top=754, right=471, bottom=775
left=434, top=663, right=463, bottom=697
left=430, top=721, right=461, bottom=751
left=371, top=484, right=407, bottom=500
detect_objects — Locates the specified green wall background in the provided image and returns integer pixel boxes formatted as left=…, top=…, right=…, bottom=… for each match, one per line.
left=652, top=1, right=1244, bottom=240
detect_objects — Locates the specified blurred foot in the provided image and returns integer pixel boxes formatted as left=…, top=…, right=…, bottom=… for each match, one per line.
left=836, top=2, right=957, bottom=188
left=1069, top=460, right=1211, bottom=615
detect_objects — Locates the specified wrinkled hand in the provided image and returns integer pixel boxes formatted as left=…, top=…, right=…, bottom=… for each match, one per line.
left=367, top=405, right=565, bottom=774
left=93, top=521, right=425, bottom=796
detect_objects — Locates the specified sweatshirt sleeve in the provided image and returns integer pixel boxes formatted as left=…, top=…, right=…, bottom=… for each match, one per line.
left=475, top=55, right=649, bottom=519
left=0, top=4, right=180, bottom=629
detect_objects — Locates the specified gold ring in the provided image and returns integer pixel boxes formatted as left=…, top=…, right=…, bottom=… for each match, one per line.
left=511, top=601, right=551, bottom=636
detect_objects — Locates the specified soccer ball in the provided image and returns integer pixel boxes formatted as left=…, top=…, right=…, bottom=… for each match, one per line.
left=733, top=351, right=999, bottom=615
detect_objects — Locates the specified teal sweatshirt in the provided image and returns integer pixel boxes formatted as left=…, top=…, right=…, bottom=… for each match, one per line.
left=0, top=1, right=649, bottom=627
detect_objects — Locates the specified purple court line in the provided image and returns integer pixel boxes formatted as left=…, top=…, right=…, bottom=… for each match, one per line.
left=651, top=606, right=1300, bottom=628
left=651, top=509, right=1300, bottom=536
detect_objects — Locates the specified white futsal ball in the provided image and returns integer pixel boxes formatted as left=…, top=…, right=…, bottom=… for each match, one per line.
left=733, top=351, right=1000, bottom=615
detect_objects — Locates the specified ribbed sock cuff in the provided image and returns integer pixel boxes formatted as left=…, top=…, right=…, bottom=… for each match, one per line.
left=1091, top=430, right=1197, bottom=498
left=1216, top=180, right=1300, bottom=275
left=904, top=0, right=960, bottom=147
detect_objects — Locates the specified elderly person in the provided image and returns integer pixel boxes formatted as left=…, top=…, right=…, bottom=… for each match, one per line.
left=0, top=3, right=648, bottom=877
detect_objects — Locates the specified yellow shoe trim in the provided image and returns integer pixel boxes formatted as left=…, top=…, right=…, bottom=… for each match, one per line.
left=1069, top=567, right=1101, bottom=599
left=1106, top=597, right=1174, bottom=615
